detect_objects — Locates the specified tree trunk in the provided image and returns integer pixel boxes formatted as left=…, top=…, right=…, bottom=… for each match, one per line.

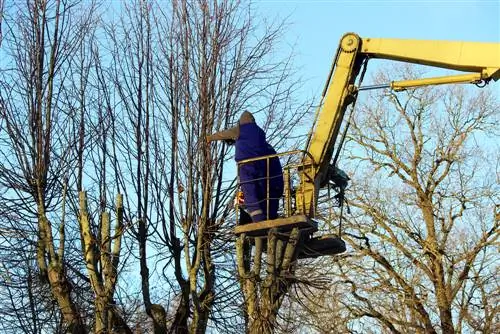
left=47, top=263, right=86, bottom=334
left=237, top=228, right=301, bottom=334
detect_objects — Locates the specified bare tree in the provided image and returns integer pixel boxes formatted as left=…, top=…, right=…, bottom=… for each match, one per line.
left=0, top=0, right=134, bottom=332
left=156, top=1, right=309, bottom=332
left=98, top=0, right=309, bottom=333
left=298, top=66, right=499, bottom=333
left=0, top=0, right=101, bottom=331
left=1, top=1, right=310, bottom=332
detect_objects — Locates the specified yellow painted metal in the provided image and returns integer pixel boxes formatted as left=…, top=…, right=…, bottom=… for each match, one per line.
left=390, top=73, right=483, bottom=91
left=361, top=38, right=500, bottom=79
left=297, top=33, right=362, bottom=216
left=297, top=33, right=500, bottom=218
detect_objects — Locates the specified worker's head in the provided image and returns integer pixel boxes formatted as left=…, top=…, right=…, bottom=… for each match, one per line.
left=239, top=111, right=255, bottom=124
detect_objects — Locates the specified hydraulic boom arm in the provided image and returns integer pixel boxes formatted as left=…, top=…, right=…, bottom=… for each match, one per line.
left=297, top=33, right=500, bottom=217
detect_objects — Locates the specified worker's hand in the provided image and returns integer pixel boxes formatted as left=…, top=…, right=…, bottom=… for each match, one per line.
left=206, top=135, right=213, bottom=143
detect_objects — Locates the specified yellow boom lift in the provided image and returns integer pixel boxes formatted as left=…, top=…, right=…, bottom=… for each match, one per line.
left=234, top=33, right=500, bottom=258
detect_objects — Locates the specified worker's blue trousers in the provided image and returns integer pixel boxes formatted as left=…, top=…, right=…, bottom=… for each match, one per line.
left=239, top=158, right=284, bottom=222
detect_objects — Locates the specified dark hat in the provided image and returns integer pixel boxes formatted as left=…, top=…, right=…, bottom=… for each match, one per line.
left=239, top=111, right=255, bottom=124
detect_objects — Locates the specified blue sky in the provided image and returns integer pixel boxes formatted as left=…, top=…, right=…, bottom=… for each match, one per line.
left=254, top=0, right=500, bottom=94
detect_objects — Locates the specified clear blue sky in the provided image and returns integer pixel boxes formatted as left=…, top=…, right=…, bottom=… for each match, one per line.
left=255, top=0, right=500, bottom=93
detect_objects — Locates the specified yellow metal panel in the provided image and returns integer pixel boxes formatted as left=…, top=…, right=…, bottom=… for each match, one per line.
left=299, top=34, right=361, bottom=215
left=361, top=38, right=500, bottom=74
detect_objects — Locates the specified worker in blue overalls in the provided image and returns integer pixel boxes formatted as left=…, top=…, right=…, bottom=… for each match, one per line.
left=207, top=111, right=284, bottom=223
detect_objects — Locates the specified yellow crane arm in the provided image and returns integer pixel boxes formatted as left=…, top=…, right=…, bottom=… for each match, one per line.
left=297, top=33, right=500, bottom=217
left=362, top=37, right=500, bottom=78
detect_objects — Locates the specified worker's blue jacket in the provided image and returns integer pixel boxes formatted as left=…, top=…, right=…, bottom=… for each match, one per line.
left=236, top=122, right=283, bottom=221
left=206, top=111, right=284, bottom=221
left=236, top=122, right=282, bottom=181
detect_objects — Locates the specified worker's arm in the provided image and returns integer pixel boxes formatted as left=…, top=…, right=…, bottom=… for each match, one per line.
left=207, top=125, right=239, bottom=143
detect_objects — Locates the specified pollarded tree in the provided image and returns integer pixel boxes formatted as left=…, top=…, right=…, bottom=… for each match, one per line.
left=99, top=0, right=309, bottom=332
left=0, top=0, right=99, bottom=332
left=0, top=1, right=133, bottom=332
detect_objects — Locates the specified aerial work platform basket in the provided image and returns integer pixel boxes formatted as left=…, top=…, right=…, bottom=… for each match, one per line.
left=233, top=150, right=347, bottom=258
left=234, top=214, right=346, bottom=258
